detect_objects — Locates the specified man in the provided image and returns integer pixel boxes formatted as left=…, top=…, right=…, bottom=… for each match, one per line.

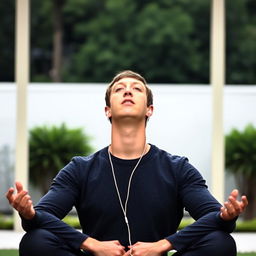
left=6, top=70, right=248, bottom=256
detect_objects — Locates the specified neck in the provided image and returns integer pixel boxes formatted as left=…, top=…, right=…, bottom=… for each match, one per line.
left=110, top=119, right=149, bottom=159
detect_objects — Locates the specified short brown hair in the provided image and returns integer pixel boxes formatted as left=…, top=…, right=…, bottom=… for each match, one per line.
left=105, top=70, right=153, bottom=107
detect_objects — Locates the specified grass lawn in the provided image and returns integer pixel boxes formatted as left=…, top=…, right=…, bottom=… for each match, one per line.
left=0, top=251, right=17, bottom=256
left=0, top=250, right=255, bottom=256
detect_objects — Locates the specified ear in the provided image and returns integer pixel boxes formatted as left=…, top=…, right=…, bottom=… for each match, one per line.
left=146, top=105, right=154, bottom=117
left=105, top=106, right=112, bottom=118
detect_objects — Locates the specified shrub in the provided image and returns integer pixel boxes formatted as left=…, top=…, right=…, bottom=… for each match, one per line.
left=225, top=124, right=256, bottom=220
left=29, top=123, right=94, bottom=195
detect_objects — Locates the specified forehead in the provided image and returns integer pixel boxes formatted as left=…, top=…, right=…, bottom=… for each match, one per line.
left=113, top=77, right=145, bottom=87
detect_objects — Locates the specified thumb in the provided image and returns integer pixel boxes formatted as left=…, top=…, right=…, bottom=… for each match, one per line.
left=15, top=181, right=24, bottom=193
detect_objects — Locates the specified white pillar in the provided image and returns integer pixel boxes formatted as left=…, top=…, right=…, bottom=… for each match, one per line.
left=14, top=0, right=30, bottom=231
left=210, top=0, right=225, bottom=203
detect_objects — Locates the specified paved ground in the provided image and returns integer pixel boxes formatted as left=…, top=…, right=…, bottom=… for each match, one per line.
left=232, top=233, right=256, bottom=253
left=0, top=231, right=255, bottom=253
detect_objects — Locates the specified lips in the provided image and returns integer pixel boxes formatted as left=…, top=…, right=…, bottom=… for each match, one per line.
left=122, top=99, right=134, bottom=104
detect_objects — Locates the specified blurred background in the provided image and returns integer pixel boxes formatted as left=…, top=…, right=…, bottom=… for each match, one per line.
left=1, top=0, right=256, bottom=84
left=0, top=0, right=256, bottom=222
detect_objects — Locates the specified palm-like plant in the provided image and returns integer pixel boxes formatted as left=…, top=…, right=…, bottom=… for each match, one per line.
left=29, top=123, right=93, bottom=195
left=225, top=124, right=256, bottom=220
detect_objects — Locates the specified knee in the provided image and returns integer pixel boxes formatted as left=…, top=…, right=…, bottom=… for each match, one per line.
left=19, top=229, right=62, bottom=256
left=205, top=231, right=237, bottom=256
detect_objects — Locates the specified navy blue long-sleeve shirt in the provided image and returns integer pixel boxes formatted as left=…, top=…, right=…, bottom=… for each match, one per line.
left=22, top=145, right=236, bottom=252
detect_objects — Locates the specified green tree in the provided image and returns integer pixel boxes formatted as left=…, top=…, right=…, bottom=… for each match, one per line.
left=1, top=0, right=255, bottom=83
left=225, top=124, right=256, bottom=220
left=226, top=0, right=256, bottom=84
left=130, top=1, right=209, bottom=83
left=51, top=0, right=65, bottom=82
left=30, top=0, right=65, bottom=82
left=30, top=1, right=52, bottom=82
left=29, top=123, right=93, bottom=195
left=0, top=1, right=15, bottom=81
left=64, top=0, right=210, bottom=83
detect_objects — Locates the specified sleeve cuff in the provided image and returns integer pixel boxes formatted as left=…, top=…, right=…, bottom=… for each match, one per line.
left=165, top=232, right=183, bottom=251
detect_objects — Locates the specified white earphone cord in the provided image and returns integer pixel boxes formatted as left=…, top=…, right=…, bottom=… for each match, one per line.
left=108, top=144, right=147, bottom=255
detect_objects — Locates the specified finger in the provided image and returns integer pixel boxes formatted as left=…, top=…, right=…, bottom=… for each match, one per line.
left=15, top=181, right=24, bottom=193
left=17, top=197, right=31, bottom=213
left=19, top=194, right=32, bottom=209
left=12, top=191, right=28, bottom=209
left=220, top=206, right=226, bottom=215
left=112, top=240, right=121, bottom=246
left=24, top=200, right=34, bottom=216
left=113, top=240, right=125, bottom=249
left=14, top=190, right=28, bottom=204
left=18, top=196, right=33, bottom=215
left=224, top=202, right=236, bottom=217
left=123, top=250, right=131, bottom=256
left=230, top=189, right=239, bottom=199
left=228, top=196, right=242, bottom=213
left=220, top=206, right=229, bottom=219
left=116, top=244, right=125, bottom=250
left=121, top=248, right=126, bottom=254
left=241, top=195, right=248, bottom=208
left=14, top=194, right=30, bottom=212
left=5, top=188, right=15, bottom=203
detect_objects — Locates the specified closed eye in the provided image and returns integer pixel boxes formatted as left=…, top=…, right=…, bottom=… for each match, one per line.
left=114, top=87, right=124, bottom=92
left=133, top=87, right=142, bottom=91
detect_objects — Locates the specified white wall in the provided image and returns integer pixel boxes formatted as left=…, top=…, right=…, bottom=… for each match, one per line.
left=0, top=83, right=256, bottom=209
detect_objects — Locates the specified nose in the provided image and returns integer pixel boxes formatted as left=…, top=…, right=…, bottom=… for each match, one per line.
left=124, top=86, right=132, bottom=97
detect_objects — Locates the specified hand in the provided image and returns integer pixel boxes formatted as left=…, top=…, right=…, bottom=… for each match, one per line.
left=220, top=189, right=248, bottom=221
left=81, top=237, right=126, bottom=256
left=124, top=239, right=172, bottom=256
left=5, top=181, right=35, bottom=220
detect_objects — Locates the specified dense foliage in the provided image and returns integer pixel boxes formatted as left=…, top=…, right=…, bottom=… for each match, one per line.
left=1, top=0, right=256, bottom=83
left=225, top=124, right=256, bottom=177
left=225, top=124, right=256, bottom=220
left=0, top=1, right=15, bottom=81
left=29, top=123, right=93, bottom=195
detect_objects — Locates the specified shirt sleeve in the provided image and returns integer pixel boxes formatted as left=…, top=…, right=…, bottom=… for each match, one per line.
left=21, top=157, right=89, bottom=250
left=165, top=158, right=236, bottom=252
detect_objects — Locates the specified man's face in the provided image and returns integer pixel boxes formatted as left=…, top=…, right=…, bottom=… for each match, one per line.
left=105, top=77, right=153, bottom=122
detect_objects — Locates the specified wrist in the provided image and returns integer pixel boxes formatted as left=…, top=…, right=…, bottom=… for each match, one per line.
left=81, top=237, right=99, bottom=252
left=156, top=239, right=173, bottom=253
left=20, top=208, right=36, bottom=220
left=26, top=209, right=36, bottom=220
